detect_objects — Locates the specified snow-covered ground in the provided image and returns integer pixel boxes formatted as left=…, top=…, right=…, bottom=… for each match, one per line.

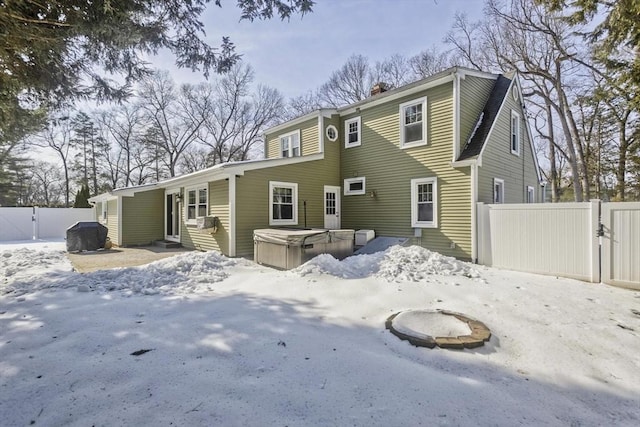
left=1, top=240, right=639, bottom=426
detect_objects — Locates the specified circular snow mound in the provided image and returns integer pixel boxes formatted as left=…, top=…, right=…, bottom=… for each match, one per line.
left=385, top=310, right=491, bottom=349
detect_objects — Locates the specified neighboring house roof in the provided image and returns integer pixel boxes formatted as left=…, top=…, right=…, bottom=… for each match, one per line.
left=458, top=74, right=513, bottom=161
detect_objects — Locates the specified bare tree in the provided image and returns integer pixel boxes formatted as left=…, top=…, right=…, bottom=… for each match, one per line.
left=138, top=70, right=205, bottom=178
left=25, top=160, right=64, bottom=206
left=409, top=46, right=456, bottom=79
left=287, top=90, right=324, bottom=119
left=99, top=104, right=145, bottom=187
left=319, top=54, right=372, bottom=107
left=371, top=54, right=413, bottom=88
left=193, top=63, right=284, bottom=164
left=34, top=115, right=74, bottom=207
left=447, top=0, right=595, bottom=201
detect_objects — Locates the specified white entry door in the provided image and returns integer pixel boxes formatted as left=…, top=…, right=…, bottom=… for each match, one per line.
left=165, top=191, right=180, bottom=242
left=324, top=186, right=341, bottom=229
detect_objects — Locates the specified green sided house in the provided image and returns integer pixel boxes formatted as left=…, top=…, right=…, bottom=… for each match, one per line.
left=90, top=66, right=543, bottom=263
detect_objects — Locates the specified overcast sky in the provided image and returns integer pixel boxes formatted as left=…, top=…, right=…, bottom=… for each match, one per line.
left=155, top=0, right=486, bottom=98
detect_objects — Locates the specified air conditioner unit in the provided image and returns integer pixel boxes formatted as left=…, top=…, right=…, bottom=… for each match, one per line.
left=197, top=216, right=218, bottom=233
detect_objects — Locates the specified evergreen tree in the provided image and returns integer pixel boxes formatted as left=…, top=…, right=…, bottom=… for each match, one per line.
left=0, top=0, right=314, bottom=145
left=73, top=184, right=91, bottom=208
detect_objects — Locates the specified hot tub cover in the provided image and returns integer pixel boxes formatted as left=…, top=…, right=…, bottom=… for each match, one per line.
left=66, top=221, right=108, bottom=252
left=254, top=229, right=354, bottom=246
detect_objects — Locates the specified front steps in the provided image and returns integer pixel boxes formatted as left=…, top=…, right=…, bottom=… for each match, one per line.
left=154, top=240, right=182, bottom=249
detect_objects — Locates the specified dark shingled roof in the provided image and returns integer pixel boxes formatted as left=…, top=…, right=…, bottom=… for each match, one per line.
left=458, top=74, right=513, bottom=161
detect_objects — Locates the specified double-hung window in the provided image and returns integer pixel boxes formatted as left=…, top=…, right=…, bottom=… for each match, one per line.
left=269, top=181, right=298, bottom=225
left=344, top=117, right=361, bottom=148
left=400, top=97, right=427, bottom=148
left=280, top=130, right=301, bottom=158
left=411, top=178, right=437, bottom=228
left=511, top=111, right=520, bottom=155
left=493, top=178, right=504, bottom=204
left=186, top=185, right=208, bottom=223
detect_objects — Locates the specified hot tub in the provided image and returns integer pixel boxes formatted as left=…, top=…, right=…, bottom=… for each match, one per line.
left=253, top=228, right=355, bottom=270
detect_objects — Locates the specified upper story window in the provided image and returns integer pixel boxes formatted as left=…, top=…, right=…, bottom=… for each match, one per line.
left=399, top=96, right=427, bottom=148
left=269, top=181, right=298, bottom=226
left=493, top=178, right=504, bottom=204
left=511, top=111, right=520, bottom=156
left=411, top=177, right=438, bottom=228
left=344, top=177, right=366, bottom=195
left=186, top=185, right=208, bottom=223
left=344, top=117, right=361, bottom=148
left=280, top=130, right=301, bottom=158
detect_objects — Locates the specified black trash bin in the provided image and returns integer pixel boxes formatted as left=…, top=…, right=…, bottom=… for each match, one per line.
left=66, top=221, right=109, bottom=252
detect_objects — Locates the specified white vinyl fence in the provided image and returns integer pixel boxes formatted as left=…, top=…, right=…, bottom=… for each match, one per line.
left=477, top=201, right=640, bottom=290
left=0, top=207, right=95, bottom=241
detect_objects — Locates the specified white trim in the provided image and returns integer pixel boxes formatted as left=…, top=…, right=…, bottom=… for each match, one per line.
left=411, top=177, right=438, bottom=228
left=477, top=79, right=515, bottom=162
left=510, top=110, right=521, bottom=156
left=399, top=96, right=428, bottom=149
left=515, top=76, right=544, bottom=184
left=101, top=201, right=108, bottom=222
left=471, top=164, right=478, bottom=262
left=451, top=159, right=477, bottom=168
left=344, top=116, right=361, bottom=148
left=117, top=195, right=123, bottom=246
left=453, top=72, right=461, bottom=161
left=323, top=185, right=341, bottom=229
left=184, top=184, right=209, bottom=225
left=339, top=73, right=453, bottom=116
left=493, top=178, right=505, bottom=204
left=229, top=174, right=236, bottom=256
left=318, top=115, right=324, bottom=153
left=476, top=75, right=543, bottom=184
left=325, top=124, right=338, bottom=142
left=338, top=67, right=497, bottom=116
left=269, top=181, right=298, bottom=226
left=279, top=129, right=301, bottom=158
left=344, top=177, right=366, bottom=195
left=264, top=109, right=337, bottom=135
left=526, top=185, right=535, bottom=203
left=164, top=189, right=181, bottom=243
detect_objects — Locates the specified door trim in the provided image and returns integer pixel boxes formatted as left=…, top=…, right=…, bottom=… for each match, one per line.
left=323, top=185, right=341, bottom=229
left=165, top=189, right=181, bottom=242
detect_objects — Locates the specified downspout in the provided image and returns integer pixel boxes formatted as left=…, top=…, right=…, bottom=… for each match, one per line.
left=471, top=163, right=478, bottom=263
left=229, top=174, right=236, bottom=257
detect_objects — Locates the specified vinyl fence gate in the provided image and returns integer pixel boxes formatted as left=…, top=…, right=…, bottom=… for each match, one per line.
left=477, top=201, right=640, bottom=290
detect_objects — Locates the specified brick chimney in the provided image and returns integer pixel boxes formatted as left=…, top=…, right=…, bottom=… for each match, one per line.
left=370, top=82, right=389, bottom=96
